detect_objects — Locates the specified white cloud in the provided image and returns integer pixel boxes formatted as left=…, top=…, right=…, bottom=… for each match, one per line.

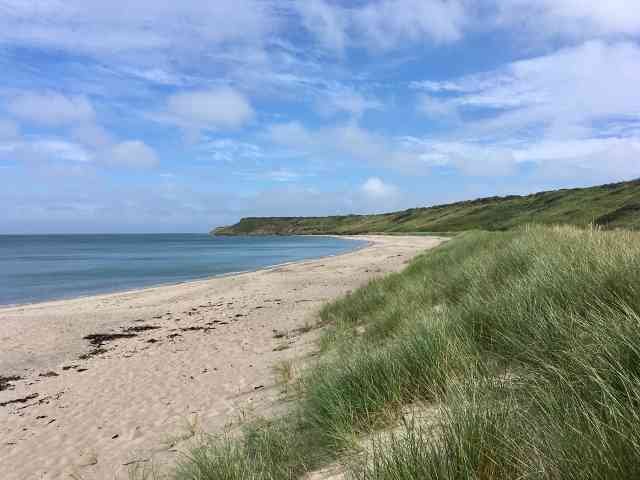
left=118, top=67, right=186, bottom=86
left=266, top=121, right=433, bottom=174
left=4, top=0, right=636, bottom=64
left=198, top=138, right=264, bottom=163
left=70, top=124, right=114, bottom=149
left=2, top=136, right=159, bottom=171
left=0, top=1, right=276, bottom=57
left=296, top=0, right=468, bottom=51
left=448, top=145, right=517, bottom=177
left=7, top=92, right=95, bottom=126
left=516, top=137, right=640, bottom=183
left=266, top=121, right=386, bottom=163
left=414, top=41, right=640, bottom=140
left=496, top=0, right=640, bottom=39
left=105, top=141, right=159, bottom=169
left=406, top=40, right=640, bottom=184
left=403, top=135, right=640, bottom=183
left=401, top=137, right=517, bottom=177
left=1, top=138, right=92, bottom=165
left=352, top=0, right=467, bottom=48
left=165, top=88, right=254, bottom=131
left=296, top=0, right=348, bottom=51
left=361, top=177, right=398, bottom=199
left=32, top=139, right=92, bottom=163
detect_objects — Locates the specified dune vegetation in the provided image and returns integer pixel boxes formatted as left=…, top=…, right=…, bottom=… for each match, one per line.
left=166, top=224, right=640, bottom=479
left=213, top=179, right=640, bottom=235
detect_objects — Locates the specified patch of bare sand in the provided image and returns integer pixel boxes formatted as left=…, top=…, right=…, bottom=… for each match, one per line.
left=0, top=235, right=444, bottom=480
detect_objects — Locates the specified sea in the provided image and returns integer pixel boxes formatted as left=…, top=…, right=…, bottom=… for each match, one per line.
left=0, top=234, right=365, bottom=306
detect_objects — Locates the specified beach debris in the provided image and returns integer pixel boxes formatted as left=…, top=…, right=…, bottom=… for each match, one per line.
left=16, top=391, right=64, bottom=411
left=123, top=458, right=149, bottom=466
left=167, top=333, right=182, bottom=340
left=79, top=331, right=138, bottom=360
left=253, top=385, right=264, bottom=390
left=124, top=324, right=161, bottom=333
left=206, top=320, right=229, bottom=325
left=0, top=393, right=38, bottom=408
left=180, top=326, right=213, bottom=332
left=62, top=365, right=79, bottom=371
left=38, top=371, right=59, bottom=378
left=83, top=332, right=137, bottom=346
left=0, top=375, right=21, bottom=392
left=272, top=329, right=287, bottom=339
left=78, top=347, right=107, bottom=360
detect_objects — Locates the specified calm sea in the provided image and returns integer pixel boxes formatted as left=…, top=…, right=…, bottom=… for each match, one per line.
left=0, top=234, right=365, bottom=306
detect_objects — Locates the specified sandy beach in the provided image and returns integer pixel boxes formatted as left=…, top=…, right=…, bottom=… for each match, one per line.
left=0, top=235, right=444, bottom=480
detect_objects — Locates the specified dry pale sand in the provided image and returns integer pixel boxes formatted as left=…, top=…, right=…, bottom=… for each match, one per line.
left=0, top=235, right=444, bottom=480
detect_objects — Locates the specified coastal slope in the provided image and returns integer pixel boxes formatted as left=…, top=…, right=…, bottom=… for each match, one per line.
left=213, top=178, right=640, bottom=235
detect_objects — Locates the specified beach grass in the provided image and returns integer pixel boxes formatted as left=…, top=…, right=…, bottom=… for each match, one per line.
left=170, top=225, right=640, bottom=479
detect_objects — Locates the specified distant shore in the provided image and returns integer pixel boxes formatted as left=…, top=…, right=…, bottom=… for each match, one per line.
left=0, top=234, right=444, bottom=480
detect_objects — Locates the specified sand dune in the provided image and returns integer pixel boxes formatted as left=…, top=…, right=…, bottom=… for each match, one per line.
left=0, top=235, right=443, bottom=480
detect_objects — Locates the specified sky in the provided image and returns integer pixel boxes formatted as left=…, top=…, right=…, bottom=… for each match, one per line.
left=0, top=0, right=639, bottom=233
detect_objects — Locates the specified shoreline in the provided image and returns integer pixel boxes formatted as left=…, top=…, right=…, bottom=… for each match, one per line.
left=0, top=235, right=444, bottom=480
left=0, top=235, right=371, bottom=311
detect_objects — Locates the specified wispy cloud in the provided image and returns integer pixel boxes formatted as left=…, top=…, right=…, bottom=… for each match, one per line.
left=414, top=41, right=640, bottom=140
left=295, top=0, right=469, bottom=51
left=7, top=92, right=95, bottom=126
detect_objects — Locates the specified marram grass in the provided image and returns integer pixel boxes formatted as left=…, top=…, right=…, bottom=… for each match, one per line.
left=167, top=226, right=640, bottom=480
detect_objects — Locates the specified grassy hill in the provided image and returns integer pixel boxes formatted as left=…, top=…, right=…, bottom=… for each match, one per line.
left=212, top=178, right=640, bottom=235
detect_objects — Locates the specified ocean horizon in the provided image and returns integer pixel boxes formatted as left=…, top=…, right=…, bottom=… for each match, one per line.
left=0, top=234, right=365, bottom=306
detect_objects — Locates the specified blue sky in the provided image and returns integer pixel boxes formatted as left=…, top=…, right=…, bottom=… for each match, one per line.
left=0, top=0, right=639, bottom=233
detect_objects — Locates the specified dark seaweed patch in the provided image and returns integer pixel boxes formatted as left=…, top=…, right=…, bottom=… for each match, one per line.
left=180, top=326, right=214, bottom=332
left=0, top=393, right=38, bottom=408
left=78, top=347, right=108, bottom=360
left=83, top=332, right=137, bottom=347
left=0, top=375, right=21, bottom=392
left=124, top=325, right=161, bottom=333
